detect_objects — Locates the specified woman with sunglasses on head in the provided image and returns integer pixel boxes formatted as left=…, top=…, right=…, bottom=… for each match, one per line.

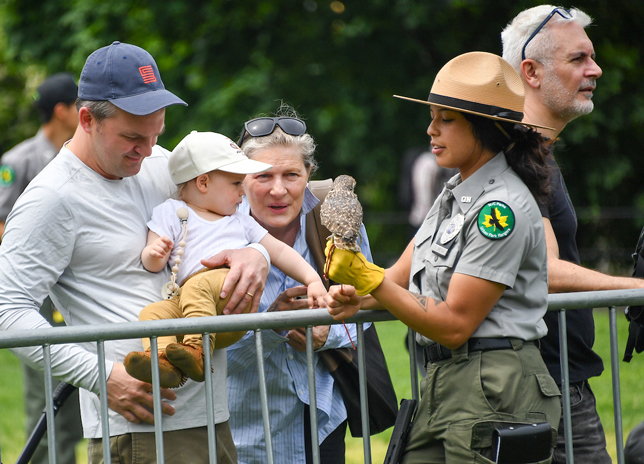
left=324, top=52, right=561, bottom=463
left=225, top=103, right=373, bottom=464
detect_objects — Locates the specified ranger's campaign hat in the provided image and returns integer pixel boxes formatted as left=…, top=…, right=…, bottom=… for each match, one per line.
left=78, top=41, right=186, bottom=116
left=395, top=51, right=553, bottom=131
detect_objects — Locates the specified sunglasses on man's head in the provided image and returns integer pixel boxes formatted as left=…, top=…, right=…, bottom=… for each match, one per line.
left=521, top=8, right=572, bottom=61
left=237, top=117, right=307, bottom=147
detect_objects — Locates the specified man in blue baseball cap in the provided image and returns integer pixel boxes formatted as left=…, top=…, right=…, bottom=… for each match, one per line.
left=0, top=41, right=268, bottom=464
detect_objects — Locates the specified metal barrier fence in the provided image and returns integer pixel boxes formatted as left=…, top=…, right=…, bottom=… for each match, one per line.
left=1, top=287, right=644, bottom=464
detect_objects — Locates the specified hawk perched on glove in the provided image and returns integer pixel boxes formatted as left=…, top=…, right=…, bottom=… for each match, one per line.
left=320, top=175, right=363, bottom=252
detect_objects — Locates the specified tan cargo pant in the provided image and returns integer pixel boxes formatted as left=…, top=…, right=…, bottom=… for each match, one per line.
left=139, top=268, right=249, bottom=352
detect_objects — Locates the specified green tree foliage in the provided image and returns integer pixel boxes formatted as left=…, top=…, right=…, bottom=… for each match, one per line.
left=1, top=0, right=644, bottom=263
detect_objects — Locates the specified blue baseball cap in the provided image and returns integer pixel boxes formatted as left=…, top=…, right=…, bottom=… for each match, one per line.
left=78, top=41, right=187, bottom=116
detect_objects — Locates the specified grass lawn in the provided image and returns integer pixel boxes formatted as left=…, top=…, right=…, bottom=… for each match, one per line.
left=0, top=310, right=641, bottom=463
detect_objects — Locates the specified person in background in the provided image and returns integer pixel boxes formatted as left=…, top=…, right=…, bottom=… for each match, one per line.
left=0, top=73, right=79, bottom=237
left=226, top=104, right=372, bottom=464
left=502, top=6, right=644, bottom=462
left=0, top=72, right=82, bottom=464
left=0, top=41, right=267, bottom=464
left=408, top=150, right=457, bottom=232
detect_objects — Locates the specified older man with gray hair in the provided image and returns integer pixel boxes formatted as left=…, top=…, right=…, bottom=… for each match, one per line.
left=502, top=5, right=644, bottom=463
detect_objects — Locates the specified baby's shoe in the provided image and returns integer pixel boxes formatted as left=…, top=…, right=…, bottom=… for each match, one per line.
left=124, top=350, right=184, bottom=388
left=165, top=343, right=205, bottom=382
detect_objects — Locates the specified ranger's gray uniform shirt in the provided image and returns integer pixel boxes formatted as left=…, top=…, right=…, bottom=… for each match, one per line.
left=0, top=129, right=57, bottom=221
left=411, top=153, right=548, bottom=343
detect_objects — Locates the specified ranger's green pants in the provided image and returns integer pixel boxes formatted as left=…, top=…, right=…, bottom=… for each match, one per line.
left=402, top=339, right=561, bottom=464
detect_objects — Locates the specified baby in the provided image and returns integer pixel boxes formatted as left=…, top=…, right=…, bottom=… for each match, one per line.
left=124, top=131, right=326, bottom=388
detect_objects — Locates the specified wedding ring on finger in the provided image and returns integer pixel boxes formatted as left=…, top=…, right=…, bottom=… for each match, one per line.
left=246, top=292, right=254, bottom=298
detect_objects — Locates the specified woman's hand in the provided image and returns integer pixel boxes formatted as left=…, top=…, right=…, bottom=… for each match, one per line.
left=286, top=326, right=330, bottom=351
left=325, top=284, right=362, bottom=320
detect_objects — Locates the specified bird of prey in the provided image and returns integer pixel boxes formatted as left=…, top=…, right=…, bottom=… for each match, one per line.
left=488, top=208, right=505, bottom=231
left=320, top=175, right=363, bottom=252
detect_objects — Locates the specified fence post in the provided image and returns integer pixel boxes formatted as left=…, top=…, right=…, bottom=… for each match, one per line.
left=255, top=329, right=274, bottom=464
left=306, top=326, right=320, bottom=464
left=407, top=328, right=420, bottom=402
left=609, top=307, right=625, bottom=464
left=558, top=310, right=574, bottom=464
left=96, top=341, right=111, bottom=464
left=358, top=324, right=372, bottom=463
left=149, top=338, right=165, bottom=464
left=203, top=332, right=218, bottom=464
left=42, top=344, right=57, bottom=464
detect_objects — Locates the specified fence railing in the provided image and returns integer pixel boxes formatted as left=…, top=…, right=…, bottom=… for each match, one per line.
left=2, top=288, right=644, bottom=464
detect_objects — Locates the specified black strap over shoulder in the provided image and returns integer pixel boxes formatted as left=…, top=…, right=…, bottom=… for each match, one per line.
left=305, top=178, right=334, bottom=289
left=623, top=226, right=644, bottom=362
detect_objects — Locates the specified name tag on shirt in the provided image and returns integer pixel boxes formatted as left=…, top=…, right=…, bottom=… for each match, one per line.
left=431, top=243, right=449, bottom=257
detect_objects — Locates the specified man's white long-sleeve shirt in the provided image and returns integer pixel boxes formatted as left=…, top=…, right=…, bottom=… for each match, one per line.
left=0, top=145, right=229, bottom=437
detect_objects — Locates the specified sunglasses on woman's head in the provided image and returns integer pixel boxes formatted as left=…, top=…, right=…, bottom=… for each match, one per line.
left=238, top=117, right=307, bottom=147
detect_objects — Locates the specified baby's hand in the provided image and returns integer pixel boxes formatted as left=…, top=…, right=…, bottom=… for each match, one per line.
left=149, top=236, right=173, bottom=259
left=307, top=281, right=328, bottom=309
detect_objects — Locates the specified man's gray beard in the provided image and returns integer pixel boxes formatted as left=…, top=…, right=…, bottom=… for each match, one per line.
left=541, top=68, right=595, bottom=121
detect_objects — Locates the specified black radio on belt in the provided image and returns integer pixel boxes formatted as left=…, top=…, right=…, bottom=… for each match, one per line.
left=492, top=422, right=553, bottom=463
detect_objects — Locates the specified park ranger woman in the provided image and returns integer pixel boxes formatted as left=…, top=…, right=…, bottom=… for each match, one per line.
left=323, top=52, right=561, bottom=463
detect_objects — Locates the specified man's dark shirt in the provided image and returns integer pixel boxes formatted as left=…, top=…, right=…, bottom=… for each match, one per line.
left=539, top=154, right=604, bottom=385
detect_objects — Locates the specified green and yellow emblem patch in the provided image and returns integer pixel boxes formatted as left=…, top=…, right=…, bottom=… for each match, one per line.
left=0, top=164, right=15, bottom=187
left=477, top=201, right=515, bottom=240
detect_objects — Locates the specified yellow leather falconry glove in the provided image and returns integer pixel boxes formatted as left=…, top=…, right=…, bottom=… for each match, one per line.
left=324, top=238, right=385, bottom=296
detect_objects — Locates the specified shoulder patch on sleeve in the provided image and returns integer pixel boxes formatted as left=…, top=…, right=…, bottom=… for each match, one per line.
left=0, top=164, right=15, bottom=187
left=477, top=201, right=515, bottom=240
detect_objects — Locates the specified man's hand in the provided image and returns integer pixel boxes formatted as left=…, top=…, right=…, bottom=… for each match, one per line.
left=286, top=326, right=330, bottom=351
left=201, top=247, right=269, bottom=315
left=106, top=363, right=176, bottom=424
left=325, top=284, right=362, bottom=321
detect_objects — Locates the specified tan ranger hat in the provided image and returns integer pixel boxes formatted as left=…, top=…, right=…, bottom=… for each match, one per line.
left=395, top=51, right=553, bottom=131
